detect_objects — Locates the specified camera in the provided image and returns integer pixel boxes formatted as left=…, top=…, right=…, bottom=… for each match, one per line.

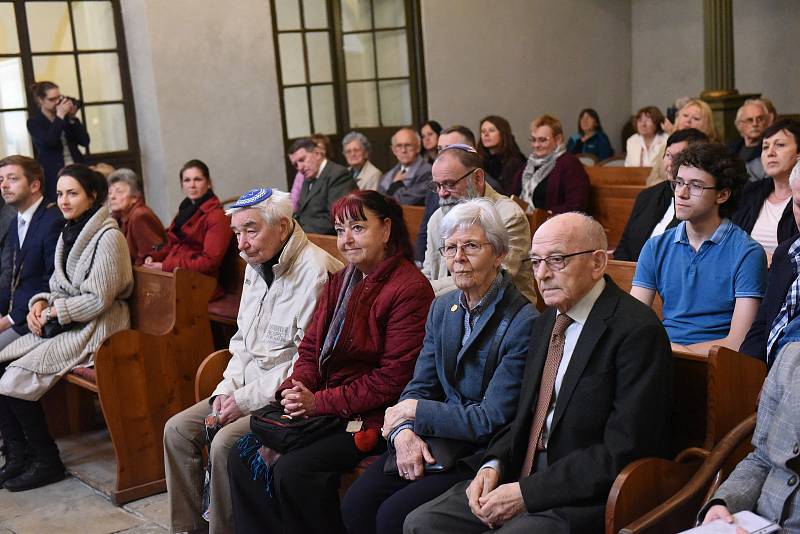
left=58, top=95, right=83, bottom=110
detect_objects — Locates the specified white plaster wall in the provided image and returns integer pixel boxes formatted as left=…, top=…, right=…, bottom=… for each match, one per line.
left=632, top=0, right=800, bottom=116
left=421, top=0, right=632, bottom=155
left=121, top=0, right=285, bottom=222
left=631, top=0, right=704, bottom=114
left=733, top=0, right=800, bottom=114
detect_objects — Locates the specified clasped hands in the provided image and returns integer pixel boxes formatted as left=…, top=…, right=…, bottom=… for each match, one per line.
left=211, top=393, right=243, bottom=425
left=280, top=379, right=316, bottom=417
left=466, top=468, right=526, bottom=529
left=27, top=300, right=55, bottom=337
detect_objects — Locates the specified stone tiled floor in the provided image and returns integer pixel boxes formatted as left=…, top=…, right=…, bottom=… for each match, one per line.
left=0, top=476, right=169, bottom=534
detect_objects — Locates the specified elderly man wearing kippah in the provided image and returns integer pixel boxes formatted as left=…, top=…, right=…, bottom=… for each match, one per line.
left=163, top=187, right=343, bottom=534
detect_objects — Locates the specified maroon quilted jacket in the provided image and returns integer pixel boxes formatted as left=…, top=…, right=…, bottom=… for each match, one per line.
left=276, top=253, right=434, bottom=430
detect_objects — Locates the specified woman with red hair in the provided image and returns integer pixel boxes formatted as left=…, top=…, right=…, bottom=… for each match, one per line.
left=227, top=190, right=434, bottom=534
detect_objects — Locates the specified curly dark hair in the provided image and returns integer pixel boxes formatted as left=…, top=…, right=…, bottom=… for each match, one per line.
left=671, top=141, right=748, bottom=219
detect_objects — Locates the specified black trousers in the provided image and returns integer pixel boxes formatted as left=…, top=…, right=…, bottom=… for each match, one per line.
left=0, top=362, right=60, bottom=462
left=341, top=450, right=470, bottom=534
left=228, top=430, right=381, bottom=534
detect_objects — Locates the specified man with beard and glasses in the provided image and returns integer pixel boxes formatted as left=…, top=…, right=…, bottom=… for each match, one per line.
left=421, top=144, right=537, bottom=304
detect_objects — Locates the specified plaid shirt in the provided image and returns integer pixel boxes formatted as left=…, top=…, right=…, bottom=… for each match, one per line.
left=767, top=238, right=800, bottom=364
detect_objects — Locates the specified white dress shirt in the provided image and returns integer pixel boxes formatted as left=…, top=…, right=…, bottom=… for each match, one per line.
left=17, top=196, right=44, bottom=247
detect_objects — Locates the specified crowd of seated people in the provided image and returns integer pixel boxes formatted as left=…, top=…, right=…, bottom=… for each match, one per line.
left=5, top=91, right=800, bottom=533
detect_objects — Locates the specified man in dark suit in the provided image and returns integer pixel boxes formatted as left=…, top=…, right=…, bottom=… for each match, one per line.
left=289, top=138, right=357, bottom=235
left=405, top=212, right=672, bottom=533
left=614, top=128, right=708, bottom=261
left=378, top=128, right=433, bottom=206
left=0, top=156, right=63, bottom=351
left=740, top=160, right=800, bottom=365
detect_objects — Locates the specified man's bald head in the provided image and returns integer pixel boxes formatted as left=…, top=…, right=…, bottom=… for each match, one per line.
left=531, top=212, right=608, bottom=312
left=391, top=128, right=421, bottom=166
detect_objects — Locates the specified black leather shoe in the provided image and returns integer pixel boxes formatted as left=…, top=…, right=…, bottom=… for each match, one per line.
left=3, top=459, right=64, bottom=491
left=0, top=442, right=28, bottom=486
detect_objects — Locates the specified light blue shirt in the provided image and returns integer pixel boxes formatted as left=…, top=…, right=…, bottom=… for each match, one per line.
left=633, top=219, right=767, bottom=345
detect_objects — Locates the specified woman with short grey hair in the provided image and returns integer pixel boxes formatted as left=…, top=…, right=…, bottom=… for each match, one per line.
left=107, top=168, right=165, bottom=265
left=341, top=197, right=537, bottom=534
left=342, top=130, right=382, bottom=190
left=439, top=198, right=510, bottom=257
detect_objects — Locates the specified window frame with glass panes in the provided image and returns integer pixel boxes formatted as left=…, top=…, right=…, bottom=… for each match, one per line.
left=270, top=0, right=427, bottom=181
left=0, top=0, right=139, bottom=174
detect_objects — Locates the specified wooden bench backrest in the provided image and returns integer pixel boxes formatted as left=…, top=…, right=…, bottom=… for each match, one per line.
left=402, top=205, right=425, bottom=240
left=589, top=184, right=645, bottom=249
left=218, top=236, right=246, bottom=297
left=307, top=232, right=346, bottom=263
left=670, top=347, right=765, bottom=454
left=129, top=268, right=177, bottom=335
left=586, top=166, right=649, bottom=186
left=605, top=260, right=663, bottom=319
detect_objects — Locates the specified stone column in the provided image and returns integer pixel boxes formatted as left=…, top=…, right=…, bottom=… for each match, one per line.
left=702, top=0, right=736, bottom=97
left=700, top=0, right=759, bottom=144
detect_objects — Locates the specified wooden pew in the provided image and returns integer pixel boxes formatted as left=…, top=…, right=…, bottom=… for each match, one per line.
left=589, top=184, right=646, bottom=250
left=586, top=166, right=650, bottom=186
left=604, top=347, right=765, bottom=533
left=604, top=259, right=663, bottom=319
left=402, top=205, right=425, bottom=241
left=45, top=267, right=216, bottom=504
left=610, top=413, right=757, bottom=534
left=307, top=232, right=345, bottom=263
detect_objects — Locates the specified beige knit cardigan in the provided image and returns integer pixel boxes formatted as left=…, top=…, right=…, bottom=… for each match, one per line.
left=0, top=208, right=133, bottom=377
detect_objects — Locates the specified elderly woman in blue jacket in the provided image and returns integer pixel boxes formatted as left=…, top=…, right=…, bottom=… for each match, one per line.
left=341, top=198, right=538, bottom=534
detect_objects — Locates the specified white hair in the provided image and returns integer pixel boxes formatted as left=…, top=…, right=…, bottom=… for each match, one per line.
left=735, top=98, right=770, bottom=123
left=790, top=161, right=800, bottom=189
left=439, top=198, right=509, bottom=256
left=226, top=189, right=293, bottom=226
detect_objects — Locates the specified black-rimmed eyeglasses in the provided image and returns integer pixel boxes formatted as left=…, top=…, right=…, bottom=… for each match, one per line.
left=525, top=250, right=596, bottom=271
left=428, top=168, right=478, bottom=193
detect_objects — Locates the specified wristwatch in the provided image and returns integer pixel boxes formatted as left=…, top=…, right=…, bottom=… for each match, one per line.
left=43, top=306, right=52, bottom=322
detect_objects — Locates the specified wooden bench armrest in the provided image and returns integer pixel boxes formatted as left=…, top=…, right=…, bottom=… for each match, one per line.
left=195, top=349, right=233, bottom=402
left=617, top=413, right=757, bottom=534
left=605, top=454, right=703, bottom=534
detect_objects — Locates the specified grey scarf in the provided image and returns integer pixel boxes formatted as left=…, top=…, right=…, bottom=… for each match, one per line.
left=519, top=145, right=566, bottom=211
left=319, top=264, right=363, bottom=370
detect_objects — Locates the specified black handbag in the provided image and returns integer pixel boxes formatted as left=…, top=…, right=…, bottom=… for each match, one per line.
left=41, top=318, right=84, bottom=338
left=384, top=288, right=529, bottom=475
left=249, top=402, right=344, bottom=454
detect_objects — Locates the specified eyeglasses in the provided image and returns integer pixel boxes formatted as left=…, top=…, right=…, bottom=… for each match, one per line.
left=438, top=241, right=493, bottom=258
left=439, top=143, right=478, bottom=154
left=529, top=136, right=553, bottom=144
left=669, top=178, right=717, bottom=197
left=392, top=143, right=416, bottom=151
left=526, top=250, right=595, bottom=271
left=738, top=115, right=767, bottom=126
left=428, top=168, right=477, bottom=193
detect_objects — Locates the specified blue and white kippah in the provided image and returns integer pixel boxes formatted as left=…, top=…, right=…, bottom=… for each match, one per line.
left=230, top=188, right=273, bottom=208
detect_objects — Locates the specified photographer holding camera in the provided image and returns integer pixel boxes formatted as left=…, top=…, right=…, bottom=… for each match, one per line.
left=27, top=81, right=90, bottom=202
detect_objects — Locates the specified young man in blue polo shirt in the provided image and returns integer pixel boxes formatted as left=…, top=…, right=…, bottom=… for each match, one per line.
left=631, top=141, right=767, bottom=354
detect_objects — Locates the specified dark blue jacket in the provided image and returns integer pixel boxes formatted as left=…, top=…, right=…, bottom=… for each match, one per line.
left=399, top=272, right=538, bottom=443
left=27, top=111, right=90, bottom=202
left=567, top=131, right=614, bottom=161
left=0, top=200, right=63, bottom=335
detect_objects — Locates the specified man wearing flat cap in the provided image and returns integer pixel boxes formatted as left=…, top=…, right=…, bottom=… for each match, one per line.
left=163, top=188, right=343, bottom=534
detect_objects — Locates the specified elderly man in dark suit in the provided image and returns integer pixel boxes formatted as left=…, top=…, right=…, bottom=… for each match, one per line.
left=378, top=128, right=432, bottom=206
left=405, top=212, right=672, bottom=534
left=290, top=137, right=357, bottom=235
left=0, top=156, right=62, bottom=352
